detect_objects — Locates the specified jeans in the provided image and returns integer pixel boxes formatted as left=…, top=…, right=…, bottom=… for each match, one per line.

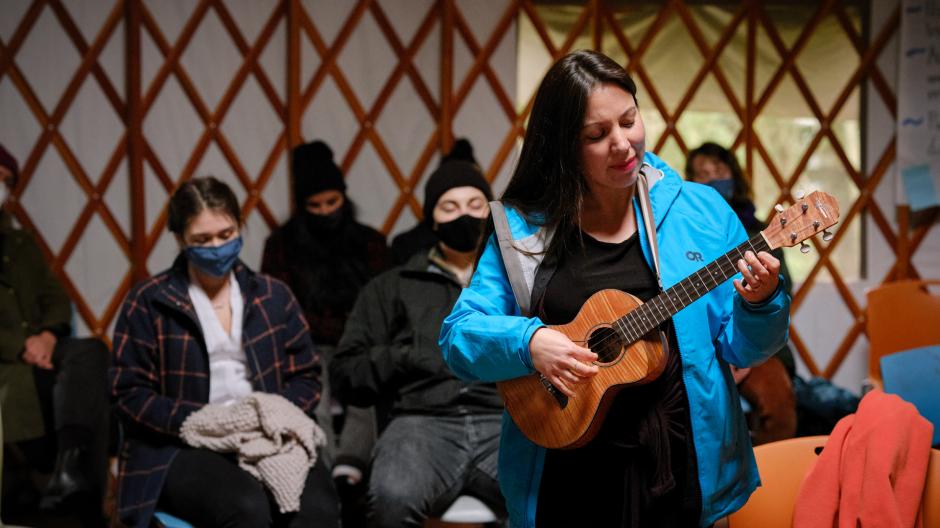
left=368, top=413, right=505, bottom=528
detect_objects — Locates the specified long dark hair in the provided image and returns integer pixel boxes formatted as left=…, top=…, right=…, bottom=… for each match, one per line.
left=168, top=176, right=241, bottom=235
left=685, top=142, right=752, bottom=204
left=501, top=50, right=637, bottom=262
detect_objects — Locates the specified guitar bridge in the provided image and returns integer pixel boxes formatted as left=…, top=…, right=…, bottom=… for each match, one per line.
left=539, top=374, right=568, bottom=409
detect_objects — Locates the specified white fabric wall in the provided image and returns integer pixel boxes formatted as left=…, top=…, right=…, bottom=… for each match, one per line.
left=0, top=0, right=517, bottom=338
left=1, top=0, right=130, bottom=337
left=2, top=0, right=936, bottom=393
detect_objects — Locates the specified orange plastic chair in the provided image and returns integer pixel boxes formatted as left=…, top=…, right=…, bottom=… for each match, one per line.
left=866, top=280, right=940, bottom=386
left=924, top=448, right=940, bottom=527
left=726, top=437, right=940, bottom=527
left=725, top=435, right=827, bottom=527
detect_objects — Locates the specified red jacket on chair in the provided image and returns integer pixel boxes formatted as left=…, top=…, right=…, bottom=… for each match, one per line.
left=793, top=389, right=933, bottom=527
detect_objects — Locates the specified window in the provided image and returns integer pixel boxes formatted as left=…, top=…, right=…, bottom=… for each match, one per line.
left=517, top=1, right=864, bottom=283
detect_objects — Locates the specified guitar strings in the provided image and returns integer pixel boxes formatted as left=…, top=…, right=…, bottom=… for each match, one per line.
left=598, top=253, right=745, bottom=349
left=579, top=236, right=770, bottom=357
left=586, top=239, right=768, bottom=355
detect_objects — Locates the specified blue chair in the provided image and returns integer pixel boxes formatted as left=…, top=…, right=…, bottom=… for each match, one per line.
left=881, top=345, right=940, bottom=447
left=154, top=511, right=194, bottom=528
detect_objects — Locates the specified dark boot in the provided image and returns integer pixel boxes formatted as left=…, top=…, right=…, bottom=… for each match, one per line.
left=38, top=446, right=92, bottom=511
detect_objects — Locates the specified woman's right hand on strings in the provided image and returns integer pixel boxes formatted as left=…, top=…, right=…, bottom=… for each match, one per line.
left=529, top=327, right=599, bottom=398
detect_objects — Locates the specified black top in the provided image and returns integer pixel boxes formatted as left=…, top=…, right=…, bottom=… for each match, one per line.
left=535, top=230, right=701, bottom=528
left=542, top=231, right=659, bottom=323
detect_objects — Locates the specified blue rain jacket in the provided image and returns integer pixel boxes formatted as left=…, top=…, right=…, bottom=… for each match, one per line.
left=439, top=152, right=790, bottom=527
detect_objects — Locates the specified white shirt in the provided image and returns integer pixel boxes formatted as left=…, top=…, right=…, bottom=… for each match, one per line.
left=188, top=275, right=252, bottom=405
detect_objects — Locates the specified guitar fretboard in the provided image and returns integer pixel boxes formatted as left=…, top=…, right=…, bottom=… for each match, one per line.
left=612, top=234, right=771, bottom=343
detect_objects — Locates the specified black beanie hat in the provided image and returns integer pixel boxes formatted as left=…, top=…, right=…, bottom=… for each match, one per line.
left=292, top=140, right=346, bottom=206
left=423, top=160, right=493, bottom=222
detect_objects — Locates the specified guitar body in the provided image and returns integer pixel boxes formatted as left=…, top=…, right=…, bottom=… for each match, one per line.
left=497, top=289, right=667, bottom=450
left=495, top=191, right=841, bottom=450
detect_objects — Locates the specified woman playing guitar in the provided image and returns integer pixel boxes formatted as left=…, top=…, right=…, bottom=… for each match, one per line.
left=439, top=50, right=791, bottom=528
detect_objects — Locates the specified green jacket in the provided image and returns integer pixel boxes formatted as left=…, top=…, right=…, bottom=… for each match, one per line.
left=0, top=213, right=72, bottom=443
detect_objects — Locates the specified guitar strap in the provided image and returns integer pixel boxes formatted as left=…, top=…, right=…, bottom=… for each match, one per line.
left=489, top=163, right=666, bottom=322
left=489, top=200, right=533, bottom=316
left=637, top=164, right=673, bottom=353
left=636, top=164, right=663, bottom=289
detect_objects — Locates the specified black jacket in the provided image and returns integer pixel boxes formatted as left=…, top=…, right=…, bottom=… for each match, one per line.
left=330, top=250, right=502, bottom=421
left=261, top=213, right=390, bottom=346
left=389, top=222, right=437, bottom=265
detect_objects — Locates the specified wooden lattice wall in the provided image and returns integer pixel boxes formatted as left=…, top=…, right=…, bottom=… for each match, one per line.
left=1, top=0, right=935, bottom=381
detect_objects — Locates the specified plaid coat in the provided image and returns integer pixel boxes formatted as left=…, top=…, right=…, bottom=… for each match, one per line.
left=110, top=256, right=321, bottom=528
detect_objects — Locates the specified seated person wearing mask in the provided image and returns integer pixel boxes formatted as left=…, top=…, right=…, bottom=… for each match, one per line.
left=389, top=138, right=479, bottom=264
left=262, top=141, right=388, bottom=527
left=111, top=177, right=339, bottom=528
left=262, top=140, right=388, bottom=460
left=330, top=159, right=507, bottom=528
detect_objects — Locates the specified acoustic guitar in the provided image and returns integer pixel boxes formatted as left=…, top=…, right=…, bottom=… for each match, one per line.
left=497, top=191, right=840, bottom=449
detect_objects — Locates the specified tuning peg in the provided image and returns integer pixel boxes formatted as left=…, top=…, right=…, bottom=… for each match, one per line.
left=801, top=203, right=809, bottom=213
left=823, top=229, right=834, bottom=242
left=795, top=190, right=805, bottom=200
left=800, top=241, right=811, bottom=253
left=774, top=204, right=785, bottom=214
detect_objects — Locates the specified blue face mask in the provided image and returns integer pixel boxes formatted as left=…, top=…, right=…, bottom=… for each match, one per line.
left=185, top=236, right=243, bottom=278
left=705, top=179, right=735, bottom=202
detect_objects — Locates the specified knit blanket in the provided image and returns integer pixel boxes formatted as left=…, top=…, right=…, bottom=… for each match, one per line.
left=179, top=392, right=326, bottom=512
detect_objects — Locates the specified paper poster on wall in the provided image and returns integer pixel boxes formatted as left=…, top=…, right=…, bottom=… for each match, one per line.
left=898, top=0, right=940, bottom=212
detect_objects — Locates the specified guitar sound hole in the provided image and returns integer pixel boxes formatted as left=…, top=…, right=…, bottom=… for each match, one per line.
left=587, top=327, right=624, bottom=364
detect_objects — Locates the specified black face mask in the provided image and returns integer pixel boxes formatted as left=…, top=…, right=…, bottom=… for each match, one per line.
left=435, top=214, right=485, bottom=253
left=305, top=207, right=345, bottom=234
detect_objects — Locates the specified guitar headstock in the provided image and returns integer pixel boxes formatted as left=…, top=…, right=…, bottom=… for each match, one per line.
left=762, top=191, right=840, bottom=251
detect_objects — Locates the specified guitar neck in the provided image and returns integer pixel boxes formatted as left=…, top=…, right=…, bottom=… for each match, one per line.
left=613, top=233, right=771, bottom=342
